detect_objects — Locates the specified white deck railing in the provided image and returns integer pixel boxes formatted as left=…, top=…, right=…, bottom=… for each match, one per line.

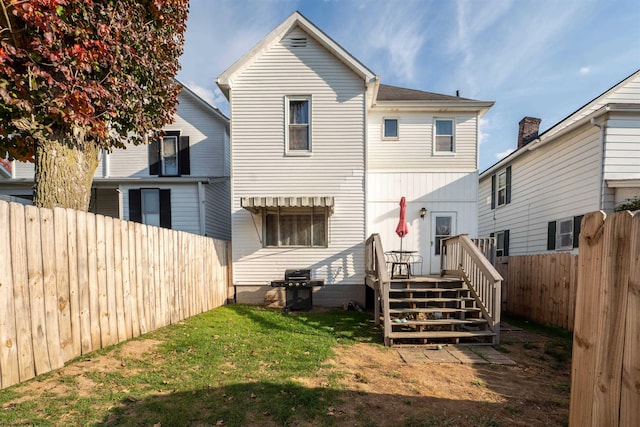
left=440, top=234, right=503, bottom=343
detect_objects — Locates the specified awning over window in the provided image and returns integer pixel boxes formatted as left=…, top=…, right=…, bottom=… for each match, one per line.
left=241, top=196, right=334, bottom=214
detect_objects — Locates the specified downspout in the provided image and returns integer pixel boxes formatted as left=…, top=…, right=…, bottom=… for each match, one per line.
left=117, top=187, right=123, bottom=220
left=591, top=117, right=606, bottom=211
left=198, top=181, right=206, bottom=236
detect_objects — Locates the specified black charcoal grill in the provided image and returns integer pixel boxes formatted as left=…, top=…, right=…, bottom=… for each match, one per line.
left=270, top=269, right=324, bottom=311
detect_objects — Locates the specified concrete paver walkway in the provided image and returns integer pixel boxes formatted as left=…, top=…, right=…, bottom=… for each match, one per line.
left=397, top=345, right=516, bottom=365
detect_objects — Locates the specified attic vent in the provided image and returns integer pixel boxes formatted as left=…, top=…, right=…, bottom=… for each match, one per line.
left=289, top=37, right=307, bottom=48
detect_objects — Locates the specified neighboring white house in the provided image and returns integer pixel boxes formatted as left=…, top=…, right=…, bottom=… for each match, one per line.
left=0, top=83, right=232, bottom=240
left=217, top=11, right=493, bottom=306
left=478, top=69, right=640, bottom=256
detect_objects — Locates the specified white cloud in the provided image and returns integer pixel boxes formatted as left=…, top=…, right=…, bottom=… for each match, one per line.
left=495, top=148, right=515, bottom=159
left=579, top=66, right=591, bottom=75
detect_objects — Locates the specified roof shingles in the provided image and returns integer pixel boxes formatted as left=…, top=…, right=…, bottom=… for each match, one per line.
left=377, top=83, right=472, bottom=102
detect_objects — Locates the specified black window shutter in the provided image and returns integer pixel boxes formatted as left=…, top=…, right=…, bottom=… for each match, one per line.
left=505, top=166, right=512, bottom=204
left=573, top=215, right=583, bottom=248
left=129, top=189, right=142, bottom=223
left=148, top=139, right=160, bottom=175
left=179, top=135, right=190, bottom=175
left=547, top=221, right=556, bottom=250
left=503, top=230, right=510, bottom=256
left=159, top=189, right=172, bottom=229
left=491, top=175, right=496, bottom=209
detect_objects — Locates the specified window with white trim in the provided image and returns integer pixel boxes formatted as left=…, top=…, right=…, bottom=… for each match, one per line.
left=497, top=170, right=507, bottom=206
left=141, top=189, right=161, bottom=227
left=434, top=119, right=454, bottom=153
left=264, top=208, right=327, bottom=247
left=547, top=215, right=582, bottom=251
left=383, top=118, right=398, bottom=139
left=285, top=96, right=311, bottom=153
left=161, top=135, right=178, bottom=176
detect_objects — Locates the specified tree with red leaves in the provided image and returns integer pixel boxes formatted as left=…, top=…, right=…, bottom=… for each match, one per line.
left=0, top=0, right=189, bottom=210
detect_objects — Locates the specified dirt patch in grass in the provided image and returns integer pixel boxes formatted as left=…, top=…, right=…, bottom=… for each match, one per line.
left=296, top=328, right=570, bottom=426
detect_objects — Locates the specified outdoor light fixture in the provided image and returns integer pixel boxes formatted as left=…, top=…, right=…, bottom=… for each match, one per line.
left=419, top=207, right=427, bottom=219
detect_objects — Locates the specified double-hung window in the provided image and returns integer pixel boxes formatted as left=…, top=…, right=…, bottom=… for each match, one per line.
left=383, top=118, right=399, bottom=140
left=264, top=208, right=327, bottom=247
left=286, top=96, right=311, bottom=153
left=547, top=215, right=583, bottom=251
left=161, top=135, right=178, bottom=176
left=434, top=119, right=454, bottom=154
left=491, top=166, right=512, bottom=209
left=491, top=230, right=510, bottom=257
left=128, top=188, right=172, bottom=229
left=149, top=130, right=190, bottom=176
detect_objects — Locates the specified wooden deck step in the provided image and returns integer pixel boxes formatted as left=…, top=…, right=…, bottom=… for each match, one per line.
left=388, top=297, right=474, bottom=303
left=389, top=307, right=481, bottom=314
left=389, top=286, right=468, bottom=293
left=391, top=318, right=487, bottom=326
left=389, top=330, right=495, bottom=339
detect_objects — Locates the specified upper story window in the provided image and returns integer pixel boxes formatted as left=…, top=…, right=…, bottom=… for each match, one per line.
left=286, top=96, right=311, bottom=154
left=434, top=119, right=454, bottom=154
left=264, top=207, right=327, bottom=247
left=491, top=166, right=512, bottom=209
left=383, top=118, right=399, bottom=140
left=149, top=130, right=190, bottom=176
left=161, top=135, right=178, bottom=176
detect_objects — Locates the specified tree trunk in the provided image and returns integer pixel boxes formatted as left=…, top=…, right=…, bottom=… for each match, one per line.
left=33, top=129, right=100, bottom=211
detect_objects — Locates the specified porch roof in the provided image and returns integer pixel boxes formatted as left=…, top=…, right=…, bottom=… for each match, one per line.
left=240, top=196, right=334, bottom=214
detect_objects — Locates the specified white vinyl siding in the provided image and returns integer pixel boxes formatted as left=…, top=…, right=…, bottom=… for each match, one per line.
left=229, top=27, right=366, bottom=306
left=479, top=125, right=601, bottom=255
left=367, top=111, right=478, bottom=171
left=603, top=115, right=640, bottom=180
left=367, top=171, right=478, bottom=274
left=204, top=179, right=231, bottom=240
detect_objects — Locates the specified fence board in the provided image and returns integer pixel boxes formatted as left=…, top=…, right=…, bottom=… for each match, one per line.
left=96, top=214, right=110, bottom=348
left=76, top=210, right=92, bottom=354
left=119, top=220, right=133, bottom=339
left=620, top=213, right=640, bottom=425
left=40, top=208, right=64, bottom=371
left=137, top=224, right=149, bottom=334
left=592, top=212, right=632, bottom=425
left=65, top=208, right=81, bottom=357
left=104, top=217, right=118, bottom=346
left=24, top=206, right=51, bottom=375
left=9, top=203, right=34, bottom=383
left=54, top=208, right=73, bottom=361
left=0, top=202, right=19, bottom=388
left=86, top=213, right=101, bottom=350
left=112, top=218, right=126, bottom=342
left=127, top=221, right=140, bottom=338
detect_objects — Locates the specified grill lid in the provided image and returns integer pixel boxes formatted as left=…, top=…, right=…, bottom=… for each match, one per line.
left=285, top=269, right=311, bottom=281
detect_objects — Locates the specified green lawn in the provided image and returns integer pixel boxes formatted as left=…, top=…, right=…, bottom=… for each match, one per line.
left=0, top=305, right=380, bottom=426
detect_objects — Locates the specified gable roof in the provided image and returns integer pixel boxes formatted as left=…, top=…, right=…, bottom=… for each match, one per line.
left=216, top=11, right=378, bottom=98
left=480, top=68, right=640, bottom=178
left=177, top=80, right=229, bottom=124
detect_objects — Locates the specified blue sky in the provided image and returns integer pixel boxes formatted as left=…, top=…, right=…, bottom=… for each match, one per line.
left=177, top=0, right=640, bottom=171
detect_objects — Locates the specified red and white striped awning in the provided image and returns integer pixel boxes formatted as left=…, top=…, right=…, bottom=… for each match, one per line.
left=240, top=196, right=334, bottom=214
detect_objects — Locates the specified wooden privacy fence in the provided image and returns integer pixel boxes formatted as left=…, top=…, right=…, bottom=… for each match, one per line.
left=0, top=200, right=230, bottom=390
left=569, top=210, right=639, bottom=426
left=495, top=253, right=579, bottom=331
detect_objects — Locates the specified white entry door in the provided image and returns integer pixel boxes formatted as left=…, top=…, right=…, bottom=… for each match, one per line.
left=430, top=213, right=456, bottom=273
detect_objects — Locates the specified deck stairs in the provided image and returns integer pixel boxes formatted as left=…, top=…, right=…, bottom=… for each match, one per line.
left=386, top=275, right=494, bottom=345
left=365, top=233, right=503, bottom=347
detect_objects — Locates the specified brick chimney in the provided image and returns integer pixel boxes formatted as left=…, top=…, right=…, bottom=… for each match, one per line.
left=518, top=116, right=541, bottom=149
